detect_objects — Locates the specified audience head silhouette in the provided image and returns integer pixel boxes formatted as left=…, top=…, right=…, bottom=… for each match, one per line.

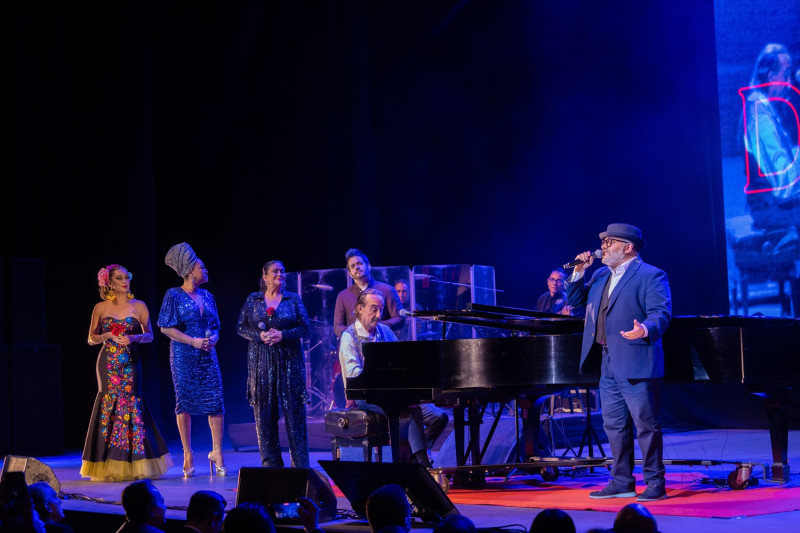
left=186, top=490, right=226, bottom=533
left=28, top=482, right=65, bottom=526
left=366, top=484, right=411, bottom=533
left=0, top=472, right=46, bottom=533
left=120, top=479, right=166, bottom=529
left=613, top=503, right=658, bottom=533
left=223, top=502, right=275, bottom=533
left=432, top=514, right=476, bottom=533
left=530, top=508, right=576, bottom=533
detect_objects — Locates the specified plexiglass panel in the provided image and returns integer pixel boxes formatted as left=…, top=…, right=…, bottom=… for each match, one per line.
left=410, top=265, right=500, bottom=340
left=286, top=268, right=350, bottom=413
left=285, top=264, right=498, bottom=410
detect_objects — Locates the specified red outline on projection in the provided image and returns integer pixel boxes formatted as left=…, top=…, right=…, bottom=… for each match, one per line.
left=738, top=81, right=800, bottom=194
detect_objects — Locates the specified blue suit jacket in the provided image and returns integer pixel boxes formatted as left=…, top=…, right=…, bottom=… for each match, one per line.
left=566, top=256, right=671, bottom=379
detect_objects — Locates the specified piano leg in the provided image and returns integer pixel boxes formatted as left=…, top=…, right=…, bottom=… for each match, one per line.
left=765, top=389, right=791, bottom=483
left=451, top=402, right=486, bottom=485
left=467, top=402, right=481, bottom=468
left=520, top=396, right=555, bottom=458
left=453, top=405, right=466, bottom=467
left=385, top=407, right=413, bottom=464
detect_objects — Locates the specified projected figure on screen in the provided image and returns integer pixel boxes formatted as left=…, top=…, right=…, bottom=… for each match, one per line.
left=740, top=43, right=800, bottom=230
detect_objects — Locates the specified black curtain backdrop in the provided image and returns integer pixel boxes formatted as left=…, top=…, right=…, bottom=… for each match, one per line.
left=6, top=1, right=728, bottom=449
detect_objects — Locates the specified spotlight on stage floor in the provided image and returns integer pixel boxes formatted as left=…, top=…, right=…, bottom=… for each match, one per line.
left=318, top=460, right=458, bottom=523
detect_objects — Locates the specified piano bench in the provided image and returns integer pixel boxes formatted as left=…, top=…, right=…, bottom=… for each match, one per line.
left=324, top=409, right=390, bottom=463
left=331, top=434, right=391, bottom=462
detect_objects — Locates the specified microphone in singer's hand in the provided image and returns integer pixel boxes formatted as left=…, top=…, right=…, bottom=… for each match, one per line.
left=204, top=330, right=212, bottom=338
left=563, top=249, right=602, bottom=269
left=257, top=322, right=266, bottom=330
left=310, top=284, right=334, bottom=291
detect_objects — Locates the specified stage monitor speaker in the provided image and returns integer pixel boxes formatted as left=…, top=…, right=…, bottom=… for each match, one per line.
left=1, top=455, right=61, bottom=494
left=235, top=467, right=337, bottom=524
left=318, top=460, right=458, bottom=523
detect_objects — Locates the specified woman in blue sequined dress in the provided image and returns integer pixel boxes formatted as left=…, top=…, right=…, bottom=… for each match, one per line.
left=81, top=264, right=172, bottom=481
left=158, top=242, right=226, bottom=477
left=237, top=260, right=310, bottom=467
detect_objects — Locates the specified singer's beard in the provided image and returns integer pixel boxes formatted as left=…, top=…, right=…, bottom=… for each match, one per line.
left=602, top=248, right=626, bottom=269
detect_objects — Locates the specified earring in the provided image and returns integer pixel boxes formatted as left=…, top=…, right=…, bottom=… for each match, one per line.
left=108, top=288, right=116, bottom=301
left=127, top=291, right=134, bottom=299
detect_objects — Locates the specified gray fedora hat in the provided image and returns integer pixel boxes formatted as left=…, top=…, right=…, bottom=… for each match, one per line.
left=598, top=223, right=646, bottom=249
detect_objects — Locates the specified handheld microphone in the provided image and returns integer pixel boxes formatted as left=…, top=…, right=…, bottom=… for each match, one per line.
left=563, top=249, right=602, bottom=269
left=204, top=330, right=212, bottom=338
left=310, top=283, right=334, bottom=291
left=399, top=309, right=415, bottom=317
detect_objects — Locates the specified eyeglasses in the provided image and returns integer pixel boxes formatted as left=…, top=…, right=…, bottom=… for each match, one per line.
left=547, top=278, right=565, bottom=283
left=601, top=238, right=630, bottom=248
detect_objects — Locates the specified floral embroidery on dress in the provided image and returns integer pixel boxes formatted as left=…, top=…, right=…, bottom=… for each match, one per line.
left=100, top=317, right=146, bottom=455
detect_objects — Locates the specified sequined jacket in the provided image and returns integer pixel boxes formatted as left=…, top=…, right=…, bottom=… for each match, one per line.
left=236, top=291, right=310, bottom=404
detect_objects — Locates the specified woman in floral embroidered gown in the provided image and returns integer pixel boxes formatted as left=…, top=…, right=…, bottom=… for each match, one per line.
left=80, top=264, right=171, bottom=481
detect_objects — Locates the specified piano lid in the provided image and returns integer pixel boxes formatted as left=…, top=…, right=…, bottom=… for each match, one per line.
left=412, top=302, right=583, bottom=335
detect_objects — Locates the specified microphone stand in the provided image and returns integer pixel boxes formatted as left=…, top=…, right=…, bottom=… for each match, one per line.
left=304, top=339, right=328, bottom=415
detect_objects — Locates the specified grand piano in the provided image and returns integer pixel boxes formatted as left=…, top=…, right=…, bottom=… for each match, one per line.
left=345, top=303, right=800, bottom=484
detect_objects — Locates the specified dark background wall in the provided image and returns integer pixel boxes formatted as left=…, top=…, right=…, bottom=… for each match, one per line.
left=5, top=1, right=728, bottom=450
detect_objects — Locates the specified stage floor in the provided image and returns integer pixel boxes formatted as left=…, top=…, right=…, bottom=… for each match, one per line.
left=31, top=425, right=800, bottom=533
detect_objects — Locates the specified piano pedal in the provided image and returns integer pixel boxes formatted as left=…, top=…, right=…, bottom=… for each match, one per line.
left=429, top=469, right=451, bottom=493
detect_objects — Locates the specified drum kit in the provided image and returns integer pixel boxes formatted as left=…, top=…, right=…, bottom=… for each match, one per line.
left=303, top=318, right=344, bottom=415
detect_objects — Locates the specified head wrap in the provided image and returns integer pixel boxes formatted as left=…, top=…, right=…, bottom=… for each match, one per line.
left=165, top=242, right=198, bottom=278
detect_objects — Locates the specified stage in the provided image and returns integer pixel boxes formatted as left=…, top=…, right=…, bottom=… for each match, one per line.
left=22, top=417, right=800, bottom=533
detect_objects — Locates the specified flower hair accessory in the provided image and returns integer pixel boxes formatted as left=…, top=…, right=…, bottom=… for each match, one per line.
left=98, top=264, right=121, bottom=287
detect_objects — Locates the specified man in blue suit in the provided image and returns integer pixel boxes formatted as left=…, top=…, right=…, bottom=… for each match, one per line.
left=566, top=223, right=671, bottom=502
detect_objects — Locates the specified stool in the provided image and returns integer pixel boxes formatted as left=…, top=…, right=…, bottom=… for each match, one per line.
left=324, top=409, right=390, bottom=462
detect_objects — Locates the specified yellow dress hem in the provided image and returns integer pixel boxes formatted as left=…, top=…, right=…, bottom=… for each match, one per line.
left=79, top=454, right=174, bottom=482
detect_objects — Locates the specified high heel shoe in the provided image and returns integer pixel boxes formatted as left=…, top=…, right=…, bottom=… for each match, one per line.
left=208, top=445, right=228, bottom=477
left=182, top=449, right=195, bottom=478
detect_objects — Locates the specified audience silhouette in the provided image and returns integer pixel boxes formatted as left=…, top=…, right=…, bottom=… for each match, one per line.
left=530, top=508, right=575, bottom=533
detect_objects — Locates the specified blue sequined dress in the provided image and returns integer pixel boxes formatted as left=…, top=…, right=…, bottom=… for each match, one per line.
left=237, top=291, right=310, bottom=467
left=80, top=317, right=172, bottom=481
left=157, top=287, right=225, bottom=415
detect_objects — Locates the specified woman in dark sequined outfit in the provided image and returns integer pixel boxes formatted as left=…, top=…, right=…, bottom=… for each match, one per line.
left=81, top=264, right=171, bottom=481
left=237, top=260, right=310, bottom=467
left=158, top=242, right=226, bottom=477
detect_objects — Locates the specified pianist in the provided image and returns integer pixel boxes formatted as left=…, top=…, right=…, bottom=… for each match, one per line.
left=566, top=223, right=671, bottom=502
left=338, top=288, right=448, bottom=466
